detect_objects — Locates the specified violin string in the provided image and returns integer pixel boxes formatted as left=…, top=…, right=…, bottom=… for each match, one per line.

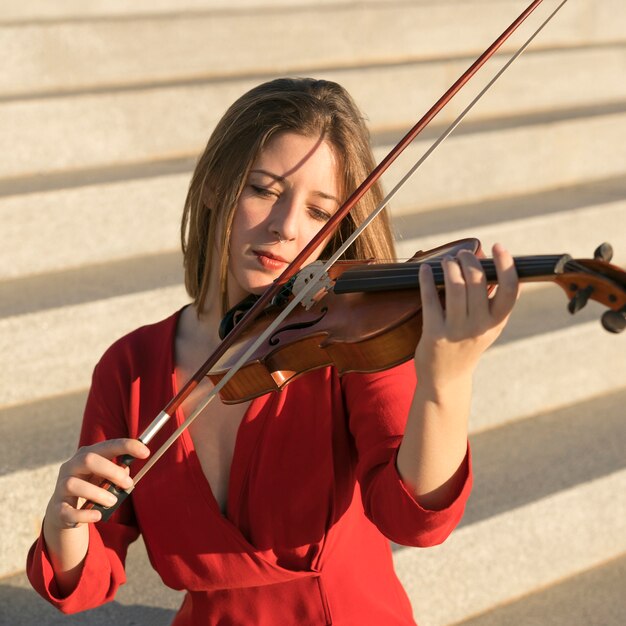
left=334, top=256, right=569, bottom=291
left=125, top=0, right=570, bottom=490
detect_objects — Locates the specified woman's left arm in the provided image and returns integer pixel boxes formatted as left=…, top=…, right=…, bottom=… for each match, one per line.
left=397, top=243, right=519, bottom=510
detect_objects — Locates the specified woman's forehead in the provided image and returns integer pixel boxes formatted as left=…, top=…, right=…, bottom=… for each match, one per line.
left=250, top=132, right=340, bottom=190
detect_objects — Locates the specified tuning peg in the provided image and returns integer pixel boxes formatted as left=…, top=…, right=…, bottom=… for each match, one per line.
left=568, top=285, right=594, bottom=314
left=601, top=307, right=626, bottom=334
left=594, top=242, right=613, bottom=262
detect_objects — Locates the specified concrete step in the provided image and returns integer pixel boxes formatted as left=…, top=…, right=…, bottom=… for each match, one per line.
left=0, top=286, right=188, bottom=409
left=0, top=251, right=183, bottom=318
left=2, top=1, right=623, bottom=97
left=0, top=535, right=182, bottom=626
left=472, top=297, right=626, bottom=431
left=398, top=468, right=626, bottom=626
left=376, top=103, right=626, bottom=215
left=3, top=169, right=624, bottom=282
left=2, top=0, right=387, bottom=23
left=395, top=175, right=626, bottom=265
left=396, top=387, right=626, bottom=625
left=0, top=173, right=187, bottom=280
left=453, top=553, right=626, bottom=626
left=1, top=97, right=624, bottom=213
left=394, top=385, right=626, bottom=625
left=4, top=41, right=625, bottom=141
left=3, top=384, right=624, bottom=622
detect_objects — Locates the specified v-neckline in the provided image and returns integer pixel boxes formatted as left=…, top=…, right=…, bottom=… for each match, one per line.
left=167, top=306, right=272, bottom=533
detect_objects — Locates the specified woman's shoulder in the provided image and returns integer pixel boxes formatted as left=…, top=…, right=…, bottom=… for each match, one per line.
left=94, top=307, right=184, bottom=376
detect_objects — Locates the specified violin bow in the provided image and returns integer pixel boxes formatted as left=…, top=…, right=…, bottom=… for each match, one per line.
left=85, top=0, right=570, bottom=519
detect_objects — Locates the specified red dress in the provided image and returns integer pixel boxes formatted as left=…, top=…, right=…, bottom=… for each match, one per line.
left=27, top=308, right=472, bottom=625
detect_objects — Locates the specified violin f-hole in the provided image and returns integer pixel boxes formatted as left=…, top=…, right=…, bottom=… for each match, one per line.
left=268, top=307, right=329, bottom=346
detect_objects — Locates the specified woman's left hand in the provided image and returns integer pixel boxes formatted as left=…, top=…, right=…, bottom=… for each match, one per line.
left=414, top=243, right=519, bottom=389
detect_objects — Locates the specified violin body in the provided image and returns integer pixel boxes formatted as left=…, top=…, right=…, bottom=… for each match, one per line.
left=211, top=238, right=626, bottom=403
left=211, top=286, right=420, bottom=403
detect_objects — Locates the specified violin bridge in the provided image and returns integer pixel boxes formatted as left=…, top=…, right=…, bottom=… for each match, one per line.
left=292, top=261, right=333, bottom=310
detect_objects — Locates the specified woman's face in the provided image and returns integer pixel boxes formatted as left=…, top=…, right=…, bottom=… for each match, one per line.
left=227, top=132, right=342, bottom=305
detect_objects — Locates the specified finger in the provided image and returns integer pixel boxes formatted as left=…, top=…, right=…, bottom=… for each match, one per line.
left=63, top=438, right=149, bottom=475
left=83, top=438, right=151, bottom=462
left=56, top=500, right=102, bottom=528
left=59, top=475, right=123, bottom=510
left=457, top=250, right=489, bottom=321
left=62, top=446, right=138, bottom=490
left=442, top=255, right=467, bottom=327
left=418, top=262, right=444, bottom=335
left=83, top=450, right=135, bottom=489
left=489, top=243, right=519, bottom=323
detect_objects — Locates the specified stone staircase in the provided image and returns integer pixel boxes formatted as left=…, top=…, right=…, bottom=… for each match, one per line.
left=1, top=1, right=625, bottom=624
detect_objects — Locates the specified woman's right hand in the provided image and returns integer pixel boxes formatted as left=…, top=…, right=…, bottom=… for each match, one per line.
left=40, top=439, right=148, bottom=593
left=45, top=438, right=150, bottom=530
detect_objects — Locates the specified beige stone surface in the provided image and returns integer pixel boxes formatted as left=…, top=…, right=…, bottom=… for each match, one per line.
left=395, top=468, right=626, bottom=626
left=3, top=1, right=624, bottom=96
left=0, top=175, right=185, bottom=279
left=396, top=199, right=626, bottom=265
left=471, top=320, right=626, bottom=432
left=1, top=97, right=624, bottom=204
left=455, top=553, right=626, bottom=626
left=376, top=110, right=626, bottom=214
left=0, top=464, right=58, bottom=578
left=1, top=0, right=385, bottom=22
left=0, top=286, right=188, bottom=408
left=4, top=176, right=624, bottom=282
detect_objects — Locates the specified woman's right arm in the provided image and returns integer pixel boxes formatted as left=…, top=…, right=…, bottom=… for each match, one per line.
left=42, top=438, right=149, bottom=596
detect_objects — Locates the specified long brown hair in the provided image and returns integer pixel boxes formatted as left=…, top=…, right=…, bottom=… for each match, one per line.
left=181, top=77, right=396, bottom=314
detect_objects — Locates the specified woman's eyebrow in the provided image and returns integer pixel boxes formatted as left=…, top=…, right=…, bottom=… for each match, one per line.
left=249, top=168, right=285, bottom=183
left=249, top=169, right=340, bottom=204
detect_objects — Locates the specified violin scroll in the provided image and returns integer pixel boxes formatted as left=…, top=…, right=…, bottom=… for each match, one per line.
left=556, top=242, right=626, bottom=333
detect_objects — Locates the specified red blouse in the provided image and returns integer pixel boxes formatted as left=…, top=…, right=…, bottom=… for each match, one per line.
left=27, top=308, right=472, bottom=625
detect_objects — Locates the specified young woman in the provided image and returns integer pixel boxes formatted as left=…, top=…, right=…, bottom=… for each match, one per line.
left=27, top=78, right=518, bottom=625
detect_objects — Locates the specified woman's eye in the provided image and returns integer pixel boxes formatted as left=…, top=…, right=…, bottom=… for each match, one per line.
left=250, top=185, right=277, bottom=198
left=308, top=207, right=331, bottom=222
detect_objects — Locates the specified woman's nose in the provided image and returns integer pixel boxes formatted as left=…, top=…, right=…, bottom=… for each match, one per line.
left=268, top=193, right=299, bottom=242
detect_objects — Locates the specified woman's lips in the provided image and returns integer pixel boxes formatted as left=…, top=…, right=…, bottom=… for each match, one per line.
left=253, top=250, right=289, bottom=270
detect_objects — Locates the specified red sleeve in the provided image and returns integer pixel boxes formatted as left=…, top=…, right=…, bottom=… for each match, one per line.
left=342, top=361, right=472, bottom=547
left=26, top=346, right=140, bottom=613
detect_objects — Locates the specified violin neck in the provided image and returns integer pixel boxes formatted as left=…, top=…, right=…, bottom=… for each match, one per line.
left=333, top=254, right=571, bottom=294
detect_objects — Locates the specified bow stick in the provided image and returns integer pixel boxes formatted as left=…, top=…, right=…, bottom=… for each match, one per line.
left=85, top=0, right=569, bottom=520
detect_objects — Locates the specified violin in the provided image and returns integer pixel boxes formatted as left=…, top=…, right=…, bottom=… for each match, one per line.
left=211, top=238, right=626, bottom=403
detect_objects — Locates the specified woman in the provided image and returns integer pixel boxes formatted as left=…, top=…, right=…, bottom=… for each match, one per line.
left=27, top=78, right=518, bottom=624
